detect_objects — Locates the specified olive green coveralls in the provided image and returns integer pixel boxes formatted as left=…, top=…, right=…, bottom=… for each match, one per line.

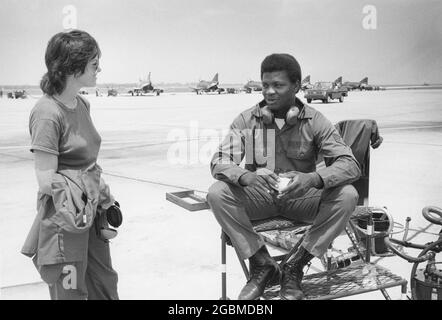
left=207, top=99, right=361, bottom=260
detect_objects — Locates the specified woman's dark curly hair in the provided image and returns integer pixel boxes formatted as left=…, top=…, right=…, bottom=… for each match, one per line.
left=40, top=30, right=101, bottom=96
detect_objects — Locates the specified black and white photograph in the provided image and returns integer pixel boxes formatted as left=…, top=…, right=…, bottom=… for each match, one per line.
left=1, top=0, right=442, bottom=304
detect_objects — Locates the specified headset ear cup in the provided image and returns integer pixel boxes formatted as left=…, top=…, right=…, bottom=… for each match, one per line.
left=106, top=204, right=123, bottom=228
left=286, top=106, right=300, bottom=126
left=261, top=106, right=274, bottom=125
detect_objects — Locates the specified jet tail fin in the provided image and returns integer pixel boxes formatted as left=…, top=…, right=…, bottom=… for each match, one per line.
left=212, top=73, right=219, bottom=83
left=302, top=75, right=310, bottom=84
left=360, top=77, right=368, bottom=84
left=334, top=76, right=342, bottom=85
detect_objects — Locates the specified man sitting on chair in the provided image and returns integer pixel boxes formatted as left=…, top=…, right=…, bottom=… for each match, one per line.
left=207, top=53, right=361, bottom=300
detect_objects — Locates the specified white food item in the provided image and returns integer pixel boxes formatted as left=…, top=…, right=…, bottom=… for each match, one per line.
left=278, top=177, right=292, bottom=192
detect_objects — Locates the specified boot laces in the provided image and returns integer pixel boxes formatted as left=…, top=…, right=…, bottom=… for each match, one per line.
left=282, top=263, right=305, bottom=286
left=248, top=263, right=271, bottom=283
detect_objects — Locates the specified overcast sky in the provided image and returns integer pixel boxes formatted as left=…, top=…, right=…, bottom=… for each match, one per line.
left=1, top=0, right=441, bottom=86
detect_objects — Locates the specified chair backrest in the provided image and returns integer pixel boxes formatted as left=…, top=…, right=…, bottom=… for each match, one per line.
left=334, top=119, right=383, bottom=206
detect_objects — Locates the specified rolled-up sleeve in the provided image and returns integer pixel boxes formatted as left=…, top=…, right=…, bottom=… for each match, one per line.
left=29, top=119, right=60, bottom=155
left=313, top=112, right=361, bottom=188
left=210, top=115, right=249, bottom=186
left=29, top=102, right=62, bottom=155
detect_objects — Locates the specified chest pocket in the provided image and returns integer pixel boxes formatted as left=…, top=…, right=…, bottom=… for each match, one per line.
left=286, top=140, right=314, bottom=160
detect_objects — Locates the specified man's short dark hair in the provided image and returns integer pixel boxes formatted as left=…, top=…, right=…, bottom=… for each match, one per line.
left=260, top=53, right=302, bottom=84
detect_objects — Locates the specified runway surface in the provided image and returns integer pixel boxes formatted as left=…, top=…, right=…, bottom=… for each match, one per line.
left=1, top=89, right=442, bottom=299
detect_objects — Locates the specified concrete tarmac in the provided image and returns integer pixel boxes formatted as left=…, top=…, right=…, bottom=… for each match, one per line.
left=1, top=89, right=442, bottom=299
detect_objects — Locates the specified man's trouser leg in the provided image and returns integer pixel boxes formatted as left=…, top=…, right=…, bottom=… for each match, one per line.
left=280, top=184, right=359, bottom=257
left=85, top=220, right=119, bottom=300
left=207, top=181, right=279, bottom=260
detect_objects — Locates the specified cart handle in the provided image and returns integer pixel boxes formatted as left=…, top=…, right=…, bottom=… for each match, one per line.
left=422, top=206, right=442, bottom=226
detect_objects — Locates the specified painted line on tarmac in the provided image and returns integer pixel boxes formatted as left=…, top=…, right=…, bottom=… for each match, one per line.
left=382, top=141, right=442, bottom=147
left=0, top=136, right=214, bottom=152
left=382, top=125, right=442, bottom=130
left=101, top=136, right=218, bottom=151
left=1, top=281, right=44, bottom=290
left=101, top=136, right=217, bottom=145
left=0, top=152, right=32, bottom=161
left=102, top=171, right=208, bottom=194
left=0, top=145, right=29, bottom=150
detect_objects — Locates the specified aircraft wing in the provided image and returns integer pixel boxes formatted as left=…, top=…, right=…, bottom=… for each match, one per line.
left=189, top=86, right=203, bottom=94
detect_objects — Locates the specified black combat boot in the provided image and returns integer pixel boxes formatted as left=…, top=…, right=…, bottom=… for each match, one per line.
left=238, top=246, right=281, bottom=300
left=279, top=246, right=314, bottom=300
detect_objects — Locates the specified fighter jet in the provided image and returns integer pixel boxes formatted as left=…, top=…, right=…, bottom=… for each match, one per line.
left=128, top=72, right=163, bottom=96
left=333, top=76, right=348, bottom=96
left=341, top=77, right=368, bottom=91
left=301, top=75, right=313, bottom=91
left=243, top=80, right=262, bottom=93
left=190, top=73, right=224, bottom=94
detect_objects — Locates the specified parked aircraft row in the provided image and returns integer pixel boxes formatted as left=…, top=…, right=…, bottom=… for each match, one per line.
left=188, top=74, right=262, bottom=94
left=184, top=73, right=375, bottom=95
left=184, top=74, right=379, bottom=96
left=123, top=72, right=260, bottom=96
left=301, top=75, right=379, bottom=92
left=97, top=72, right=378, bottom=97
left=3, top=73, right=424, bottom=99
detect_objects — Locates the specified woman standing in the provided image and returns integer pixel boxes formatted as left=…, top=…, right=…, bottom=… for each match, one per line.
left=22, top=30, right=119, bottom=300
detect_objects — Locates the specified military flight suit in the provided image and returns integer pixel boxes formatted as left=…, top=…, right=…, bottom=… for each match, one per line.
left=207, top=98, right=361, bottom=260
left=23, top=94, right=119, bottom=300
